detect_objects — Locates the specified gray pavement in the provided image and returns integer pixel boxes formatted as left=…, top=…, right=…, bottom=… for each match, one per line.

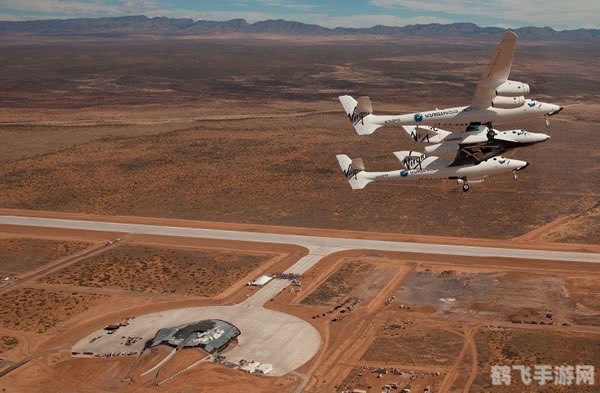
left=0, top=215, right=598, bottom=263
left=240, top=246, right=343, bottom=308
left=72, top=306, right=321, bottom=377
left=2, top=214, right=599, bottom=378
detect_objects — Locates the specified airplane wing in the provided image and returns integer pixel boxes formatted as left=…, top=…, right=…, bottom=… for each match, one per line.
left=451, top=143, right=505, bottom=166
left=471, top=31, right=518, bottom=109
left=401, top=125, right=453, bottom=143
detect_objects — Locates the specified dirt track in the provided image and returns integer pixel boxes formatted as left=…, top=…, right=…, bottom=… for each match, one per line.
left=0, top=210, right=599, bottom=392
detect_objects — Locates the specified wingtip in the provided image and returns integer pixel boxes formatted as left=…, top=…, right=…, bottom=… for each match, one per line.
left=504, top=30, right=518, bottom=40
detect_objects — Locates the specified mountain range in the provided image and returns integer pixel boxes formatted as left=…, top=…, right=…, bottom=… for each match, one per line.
left=1, top=15, right=598, bottom=40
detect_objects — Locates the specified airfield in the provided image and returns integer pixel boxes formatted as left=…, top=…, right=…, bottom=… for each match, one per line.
left=0, top=210, right=598, bottom=392
left=0, top=31, right=599, bottom=393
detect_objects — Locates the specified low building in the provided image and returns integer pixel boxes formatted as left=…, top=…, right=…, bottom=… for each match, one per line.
left=248, top=275, right=272, bottom=286
left=148, top=319, right=240, bottom=353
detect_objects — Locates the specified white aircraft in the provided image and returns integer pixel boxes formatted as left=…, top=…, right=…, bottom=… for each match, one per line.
left=401, top=124, right=550, bottom=164
left=336, top=152, right=528, bottom=192
left=339, top=31, right=563, bottom=136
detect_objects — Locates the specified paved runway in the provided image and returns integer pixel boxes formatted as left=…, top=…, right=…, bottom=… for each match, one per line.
left=3, top=214, right=599, bottom=377
left=0, top=215, right=598, bottom=263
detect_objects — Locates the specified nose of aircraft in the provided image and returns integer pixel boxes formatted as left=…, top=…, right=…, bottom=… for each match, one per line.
left=512, top=160, right=529, bottom=171
left=548, top=104, right=563, bottom=116
left=532, top=132, right=551, bottom=142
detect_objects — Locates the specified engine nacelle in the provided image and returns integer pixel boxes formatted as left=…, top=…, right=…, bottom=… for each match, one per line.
left=491, top=95, right=525, bottom=109
left=424, top=142, right=459, bottom=159
left=496, top=80, right=530, bottom=96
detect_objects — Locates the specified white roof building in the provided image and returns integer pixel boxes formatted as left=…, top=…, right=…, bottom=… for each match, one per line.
left=248, top=275, right=272, bottom=286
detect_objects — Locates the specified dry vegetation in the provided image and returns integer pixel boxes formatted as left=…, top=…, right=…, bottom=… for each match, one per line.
left=0, top=335, right=18, bottom=354
left=0, top=288, right=106, bottom=333
left=39, top=245, right=268, bottom=296
left=393, top=268, right=600, bottom=326
left=301, top=262, right=374, bottom=306
left=0, top=238, right=90, bottom=276
left=362, top=327, right=464, bottom=365
left=339, top=366, right=442, bottom=393
left=0, top=38, right=598, bottom=241
left=472, top=328, right=600, bottom=392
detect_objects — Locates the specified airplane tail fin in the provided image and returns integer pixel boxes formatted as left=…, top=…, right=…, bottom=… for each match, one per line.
left=335, top=154, right=372, bottom=190
left=401, top=125, right=452, bottom=143
left=393, top=150, right=444, bottom=170
left=339, top=95, right=383, bottom=135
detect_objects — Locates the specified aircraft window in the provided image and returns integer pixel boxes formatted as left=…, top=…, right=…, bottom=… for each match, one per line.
left=512, top=131, right=516, bottom=134
left=493, top=157, right=497, bottom=160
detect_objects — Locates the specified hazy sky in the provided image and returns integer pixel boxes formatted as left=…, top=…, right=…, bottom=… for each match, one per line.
left=0, top=0, right=597, bottom=30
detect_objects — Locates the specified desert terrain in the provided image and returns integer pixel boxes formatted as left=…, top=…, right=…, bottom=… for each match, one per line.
left=0, top=31, right=598, bottom=393
left=0, top=35, right=598, bottom=241
left=0, top=218, right=598, bottom=392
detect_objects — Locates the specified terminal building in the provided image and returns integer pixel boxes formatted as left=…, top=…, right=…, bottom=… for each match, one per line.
left=147, top=319, right=240, bottom=353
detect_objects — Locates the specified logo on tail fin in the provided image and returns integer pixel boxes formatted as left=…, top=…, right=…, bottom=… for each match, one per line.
left=348, top=106, right=365, bottom=125
left=403, top=153, right=427, bottom=170
left=343, top=164, right=361, bottom=180
left=410, top=130, right=430, bottom=143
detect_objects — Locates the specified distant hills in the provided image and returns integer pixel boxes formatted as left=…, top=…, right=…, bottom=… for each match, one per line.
left=1, top=15, right=599, bottom=40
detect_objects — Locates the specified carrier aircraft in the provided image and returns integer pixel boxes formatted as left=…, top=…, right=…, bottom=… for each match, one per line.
left=339, top=31, right=563, bottom=136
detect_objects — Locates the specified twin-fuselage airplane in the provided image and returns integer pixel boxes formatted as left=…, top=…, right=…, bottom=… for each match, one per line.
left=339, top=31, right=562, bottom=136
left=336, top=31, right=561, bottom=192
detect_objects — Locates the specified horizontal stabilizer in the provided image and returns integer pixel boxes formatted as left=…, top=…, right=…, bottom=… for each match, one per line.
left=393, top=151, right=443, bottom=170
left=335, top=154, right=372, bottom=190
left=402, top=125, right=452, bottom=143
left=356, top=96, right=373, bottom=114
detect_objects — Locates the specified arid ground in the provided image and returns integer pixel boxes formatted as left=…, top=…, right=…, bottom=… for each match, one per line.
left=0, top=35, right=598, bottom=241
left=0, top=33, right=598, bottom=393
left=0, top=220, right=599, bottom=392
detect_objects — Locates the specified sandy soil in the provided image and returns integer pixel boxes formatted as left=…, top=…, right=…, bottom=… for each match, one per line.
left=1, top=38, right=598, bottom=242
left=472, top=328, right=600, bottom=392
left=0, top=336, right=18, bottom=354
left=39, top=244, right=271, bottom=296
left=0, top=222, right=597, bottom=392
left=0, top=287, right=107, bottom=333
left=1, top=35, right=597, bottom=392
left=0, top=237, right=91, bottom=277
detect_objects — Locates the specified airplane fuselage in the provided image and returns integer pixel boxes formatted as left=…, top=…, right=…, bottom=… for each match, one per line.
left=371, top=100, right=561, bottom=128
left=360, top=156, right=526, bottom=183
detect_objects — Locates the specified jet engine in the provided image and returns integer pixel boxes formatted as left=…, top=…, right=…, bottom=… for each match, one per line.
left=491, top=95, right=525, bottom=109
left=495, top=80, right=530, bottom=96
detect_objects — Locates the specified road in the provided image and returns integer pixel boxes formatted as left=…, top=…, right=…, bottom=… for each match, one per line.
left=0, top=215, right=598, bottom=263
left=1, top=213, right=599, bottom=387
